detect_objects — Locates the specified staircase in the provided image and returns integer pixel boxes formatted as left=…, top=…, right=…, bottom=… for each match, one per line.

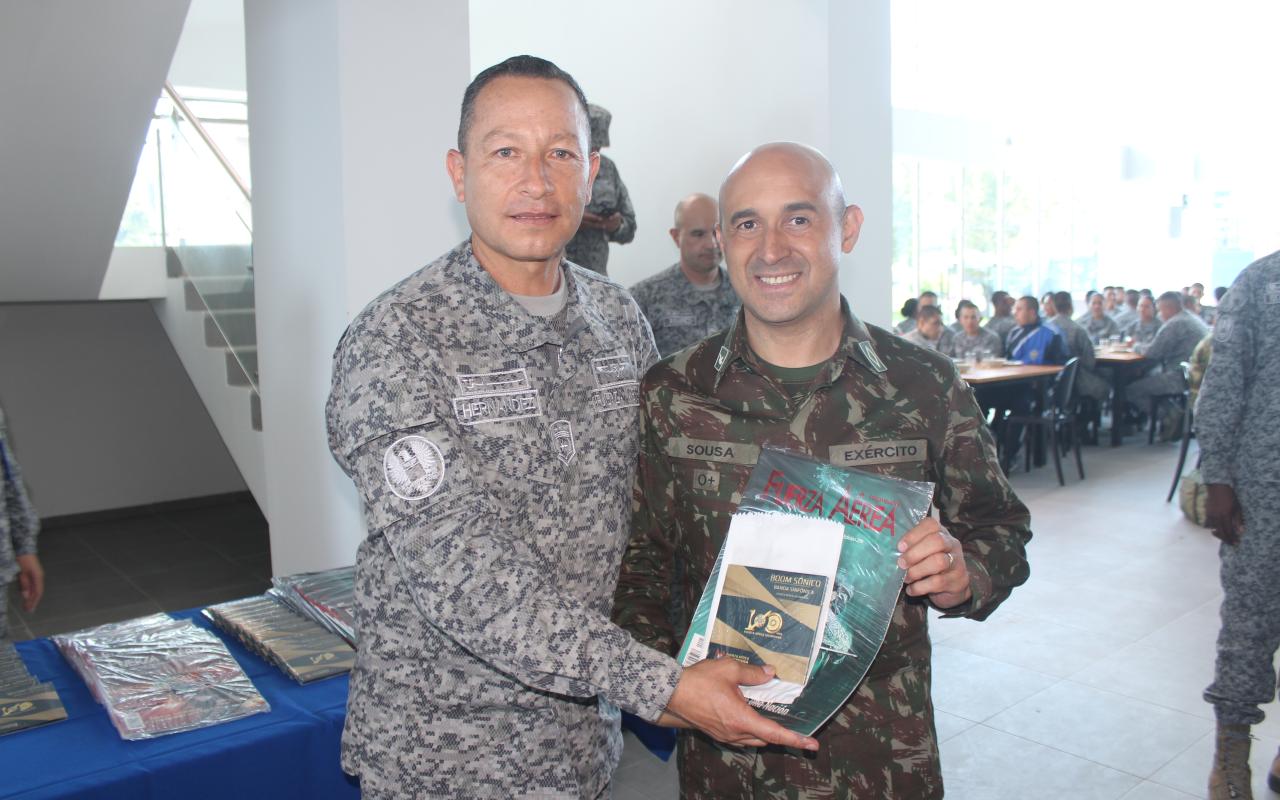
left=134, top=85, right=268, bottom=511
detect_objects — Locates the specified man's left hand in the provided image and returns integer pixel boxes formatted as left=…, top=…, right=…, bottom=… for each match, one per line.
left=897, top=518, right=971, bottom=609
left=602, top=212, right=623, bottom=233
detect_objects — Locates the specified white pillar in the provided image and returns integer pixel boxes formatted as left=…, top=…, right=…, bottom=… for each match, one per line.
left=244, top=0, right=470, bottom=574
left=829, top=0, right=894, bottom=329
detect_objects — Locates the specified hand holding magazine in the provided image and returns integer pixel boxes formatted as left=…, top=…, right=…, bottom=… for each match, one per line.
left=678, top=448, right=935, bottom=735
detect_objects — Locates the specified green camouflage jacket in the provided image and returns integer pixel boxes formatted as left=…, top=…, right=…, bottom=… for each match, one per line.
left=613, top=299, right=1032, bottom=799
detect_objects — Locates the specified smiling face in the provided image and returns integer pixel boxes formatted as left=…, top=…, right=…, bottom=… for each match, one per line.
left=445, top=76, right=598, bottom=278
left=717, top=145, right=862, bottom=331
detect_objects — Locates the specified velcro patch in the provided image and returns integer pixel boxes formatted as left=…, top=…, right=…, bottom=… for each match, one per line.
left=666, top=437, right=760, bottom=465
left=452, top=390, right=542, bottom=425
left=829, top=439, right=927, bottom=467
left=691, top=469, right=721, bottom=492
left=455, top=369, right=531, bottom=395
left=592, top=354, right=637, bottom=387
left=590, top=382, right=639, bottom=413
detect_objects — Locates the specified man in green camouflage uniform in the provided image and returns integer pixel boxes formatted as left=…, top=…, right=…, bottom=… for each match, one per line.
left=614, top=143, right=1032, bottom=799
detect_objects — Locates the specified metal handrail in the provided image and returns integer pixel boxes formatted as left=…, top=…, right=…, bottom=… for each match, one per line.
left=163, top=81, right=251, bottom=202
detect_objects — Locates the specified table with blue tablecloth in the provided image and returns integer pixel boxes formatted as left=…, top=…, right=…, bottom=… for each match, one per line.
left=2, top=609, right=359, bottom=800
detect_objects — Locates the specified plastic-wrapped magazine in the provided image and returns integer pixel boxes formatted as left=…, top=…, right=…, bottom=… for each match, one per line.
left=204, top=595, right=354, bottom=684
left=270, top=567, right=356, bottom=646
left=0, top=641, right=66, bottom=736
left=694, top=512, right=843, bottom=705
left=53, top=614, right=269, bottom=740
left=677, top=448, right=935, bottom=735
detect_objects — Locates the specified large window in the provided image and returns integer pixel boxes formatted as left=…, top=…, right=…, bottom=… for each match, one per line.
left=892, top=158, right=1102, bottom=325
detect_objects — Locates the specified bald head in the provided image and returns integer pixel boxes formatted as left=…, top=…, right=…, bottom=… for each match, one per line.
left=673, top=193, right=717, bottom=228
left=669, top=192, right=721, bottom=279
left=719, top=142, right=847, bottom=226
left=715, top=140, right=863, bottom=343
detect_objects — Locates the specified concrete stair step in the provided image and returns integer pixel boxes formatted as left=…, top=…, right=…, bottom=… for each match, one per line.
left=185, top=277, right=255, bottom=312
left=226, top=347, right=258, bottom=387
left=205, top=310, right=256, bottom=348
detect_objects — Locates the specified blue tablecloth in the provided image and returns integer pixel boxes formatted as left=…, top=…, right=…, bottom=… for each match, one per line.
left=3, top=609, right=359, bottom=800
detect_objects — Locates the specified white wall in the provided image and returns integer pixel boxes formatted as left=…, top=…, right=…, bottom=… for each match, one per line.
left=0, top=0, right=190, bottom=301
left=0, top=302, right=246, bottom=518
left=469, top=1, right=834, bottom=293
left=245, top=0, right=470, bottom=575
left=168, top=0, right=246, bottom=92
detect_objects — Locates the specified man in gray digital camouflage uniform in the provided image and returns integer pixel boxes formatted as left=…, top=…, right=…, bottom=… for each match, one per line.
left=946, top=299, right=1003, bottom=359
left=901, top=304, right=954, bottom=353
left=326, top=56, right=814, bottom=800
left=630, top=193, right=739, bottom=357
left=0, top=404, right=43, bottom=640
left=984, top=290, right=1017, bottom=343
left=1124, top=291, right=1209, bottom=420
left=1124, top=294, right=1162, bottom=346
left=563, top=105, right=636, bottom=276
left=1050, top=292, right=1110, bottom=407
left=1199, top=250, right=1280, bottom=800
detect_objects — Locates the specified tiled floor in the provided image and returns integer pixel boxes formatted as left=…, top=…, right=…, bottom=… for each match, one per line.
left=6, top=493, right=270, bottom=641
left=8, top=445, right=1260, bottom=798
left=613, top=441, right=1265, bottom=800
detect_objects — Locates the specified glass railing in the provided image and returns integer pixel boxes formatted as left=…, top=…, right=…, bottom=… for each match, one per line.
left=117, top=84, right=257, bottom=392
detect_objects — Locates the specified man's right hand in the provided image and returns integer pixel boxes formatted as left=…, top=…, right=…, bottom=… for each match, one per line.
left=1206, top=483, right=1245, bottom=545
left=659, top=658, right=820, bottom=751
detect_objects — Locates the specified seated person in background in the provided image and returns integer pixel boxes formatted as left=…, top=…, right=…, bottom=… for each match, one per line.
left=1007, top=295, right=1067, bottom=365
left=1125, top=294, right=1162, bottom=346
left=1040, top=292, right=1062, bottom=333
left=985, top=290, right=1017, bottom=341
left=1083, top=292, right=1121, bottom=340
left=1190, top=282, right=1216, bottom=324
left=902, top=304, right=954, bottom=353
left=1100, top=285, right=1118, bottom=316
left=895, top=297, right=919, bottom=334
left=948, top=300, right=966, bottom=332
left=992, top=297, right=1065, bottom=469
left=1051, top=291, right=1110, bottom=437
left=1183, top=292, right=1204, bottom=321
left=1125, top=290, right=1210, bottom=423
left=631, top=193, right=739, bottom=357
left=1075, top=290, right=1097, bottom=324
left=1112, top=289, right=1140, bottom=330
left=947, top=299, right=1003, bottom=360
left=1188, top=332, right=1213, bottom=411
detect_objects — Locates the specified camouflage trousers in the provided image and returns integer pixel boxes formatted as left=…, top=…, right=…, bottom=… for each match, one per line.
left=1205, top=481, right=1280, bottom=726
left=675, top=663, right=943, bottom=799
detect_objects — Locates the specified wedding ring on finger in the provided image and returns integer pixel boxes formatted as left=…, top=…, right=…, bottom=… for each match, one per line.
left=945, top=552, right=955, bottom=569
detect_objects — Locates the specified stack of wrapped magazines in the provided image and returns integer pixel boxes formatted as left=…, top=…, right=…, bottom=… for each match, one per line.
left=269, top=567, right=356, bottom=646
left=204, top=594, right=354, bottom=684
left=53, top=614, right=269, bottom=740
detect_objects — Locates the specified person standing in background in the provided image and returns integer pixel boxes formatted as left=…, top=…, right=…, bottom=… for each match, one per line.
left=1198, top=251, right=1280, bottom=799
left=0, top=404, right=43, bottom=641
left=631, top=193, right=739, bottom=357
left=563, top=104, right=636, bottom=275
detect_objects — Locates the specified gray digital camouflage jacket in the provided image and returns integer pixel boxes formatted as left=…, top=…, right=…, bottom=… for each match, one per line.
left=326, top=240, right=682, bottom=799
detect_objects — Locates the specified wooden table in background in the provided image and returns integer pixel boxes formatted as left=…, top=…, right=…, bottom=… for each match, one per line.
left=961, top=363, right=1063, bottom=467
left=1096, top=350, right=1147, bottom=446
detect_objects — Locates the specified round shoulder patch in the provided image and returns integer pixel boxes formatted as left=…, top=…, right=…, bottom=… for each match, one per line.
left=1214, top=315, right=1235, bottom=344
left=383, top=436, right=446, bottom=501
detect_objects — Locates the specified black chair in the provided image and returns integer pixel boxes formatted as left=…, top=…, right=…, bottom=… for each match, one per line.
left=1148, top=364, right=1191, bottom=444
left=1004, top=357, right=1085, bottom=486
left=1166, top=362, right=1197, bottom=502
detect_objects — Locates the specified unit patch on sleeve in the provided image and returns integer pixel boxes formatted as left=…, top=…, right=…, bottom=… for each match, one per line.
left=383, top=436, right=446, bottom=500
